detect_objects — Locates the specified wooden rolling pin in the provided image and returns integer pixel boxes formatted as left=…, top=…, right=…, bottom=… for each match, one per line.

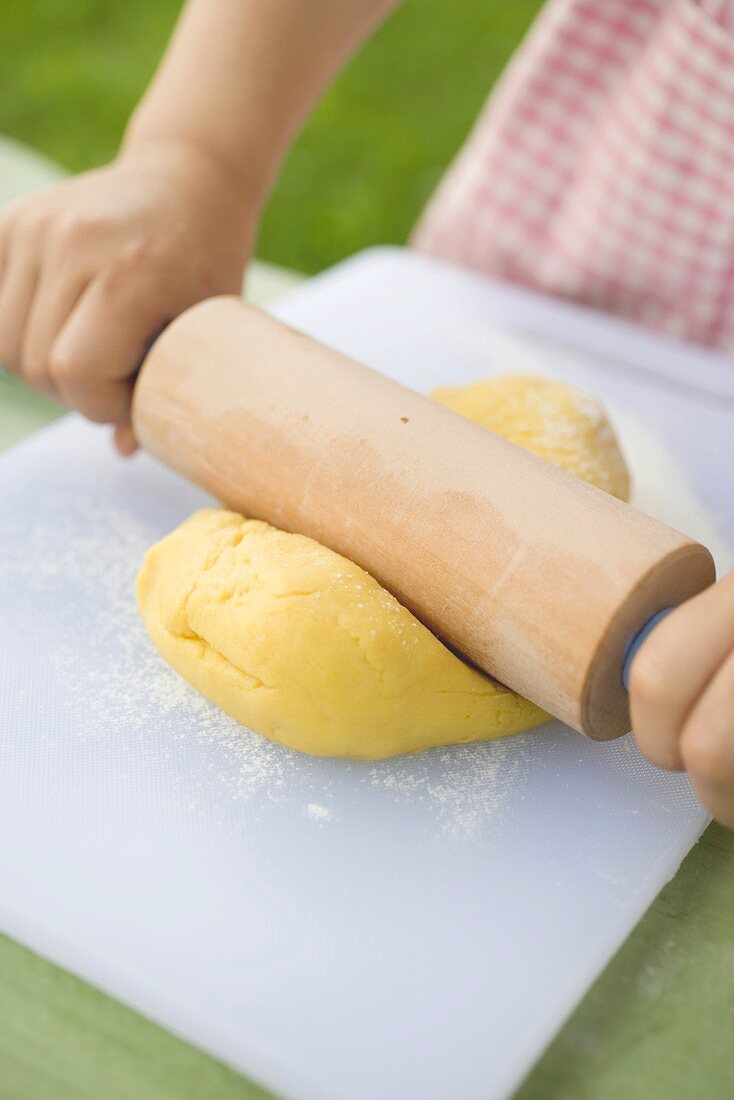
left=132, top=296, right=716, bottom=740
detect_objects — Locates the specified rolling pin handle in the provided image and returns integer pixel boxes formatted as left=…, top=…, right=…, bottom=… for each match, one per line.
left=621, top=608, right=674, bottom=691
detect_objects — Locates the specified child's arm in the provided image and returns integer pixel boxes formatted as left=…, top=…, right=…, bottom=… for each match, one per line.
left=0, top=0, right=399, bottom=453
left=630, top=571, right=734, bottom=826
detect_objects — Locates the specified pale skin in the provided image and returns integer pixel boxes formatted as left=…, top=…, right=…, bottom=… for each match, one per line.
left=1, top=0, right=732, bottom=825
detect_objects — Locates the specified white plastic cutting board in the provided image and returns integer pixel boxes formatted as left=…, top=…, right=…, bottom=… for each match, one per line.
left=2, top=248, right=734, bottom=1100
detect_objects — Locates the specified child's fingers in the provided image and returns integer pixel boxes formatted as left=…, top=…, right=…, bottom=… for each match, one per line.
left=0, top=199, right=29, bottom=287
left=0, top=239, right=38, bottom=374
left=21, top=264, right=89, bottom=397
left=680, top=646, right=734, bottom=828
left=49, top=274, right=163, bottom=424
left=629, top=572, right=734, bottom=770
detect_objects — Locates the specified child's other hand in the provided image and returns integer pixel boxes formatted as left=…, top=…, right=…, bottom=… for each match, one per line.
left=0, top=142, right=254, bottom=453
left=630, top=571, right=734, bottom=827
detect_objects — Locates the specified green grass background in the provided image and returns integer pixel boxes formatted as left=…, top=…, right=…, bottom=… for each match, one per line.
left=0, top=0, right=543, bottom=273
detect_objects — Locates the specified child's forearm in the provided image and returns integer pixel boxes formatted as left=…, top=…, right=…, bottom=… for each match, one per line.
left=123, top=0, right=401, bottom=206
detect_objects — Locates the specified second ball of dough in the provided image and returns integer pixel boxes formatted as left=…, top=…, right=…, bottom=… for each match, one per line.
left=432, top=374, right=630, bottom=499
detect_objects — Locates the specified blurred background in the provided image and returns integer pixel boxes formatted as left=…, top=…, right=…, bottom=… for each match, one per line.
left=0, top=0, right=542, bottom=273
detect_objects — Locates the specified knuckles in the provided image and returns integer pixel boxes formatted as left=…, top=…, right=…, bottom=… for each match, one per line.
left=47, top=345, right=83, bottom=388
left=116, top=234, right=168, bottom=273
left=0, top=203, right=121, bottom=254
left=96, top=235, right=171, bottom=299
left=55, top=211, right=117, bottom=248
left=2, top=203, right=56, bottom=247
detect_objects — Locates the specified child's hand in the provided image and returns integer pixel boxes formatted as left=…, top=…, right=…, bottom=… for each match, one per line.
left=630, top=571, right=734, bottom=827
left=0, top=142, right=254, bottom=453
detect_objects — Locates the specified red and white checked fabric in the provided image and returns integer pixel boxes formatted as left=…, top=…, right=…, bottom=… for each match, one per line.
left=413, top=0, right=734, bottom=352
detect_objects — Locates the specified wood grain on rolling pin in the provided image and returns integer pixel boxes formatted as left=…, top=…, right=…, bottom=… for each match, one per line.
left=132, top=297, right=715, bottom=739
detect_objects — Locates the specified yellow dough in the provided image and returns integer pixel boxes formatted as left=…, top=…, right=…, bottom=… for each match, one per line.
left=137, top=509, right=548, bottom=758
left=432, top=375, right=630, bottom=500
left=137, top=374, right=629, bottom=759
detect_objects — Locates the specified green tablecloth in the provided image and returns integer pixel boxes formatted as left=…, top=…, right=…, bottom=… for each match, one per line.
left=1, top=138, right=732, bottom=1100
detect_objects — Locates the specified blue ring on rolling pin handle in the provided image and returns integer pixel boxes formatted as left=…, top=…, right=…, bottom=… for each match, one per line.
left=621, top=607, right=674, bottom=691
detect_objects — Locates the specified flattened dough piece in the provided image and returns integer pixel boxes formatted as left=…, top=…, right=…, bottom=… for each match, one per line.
left=137, top=374, right=629, bottom=759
